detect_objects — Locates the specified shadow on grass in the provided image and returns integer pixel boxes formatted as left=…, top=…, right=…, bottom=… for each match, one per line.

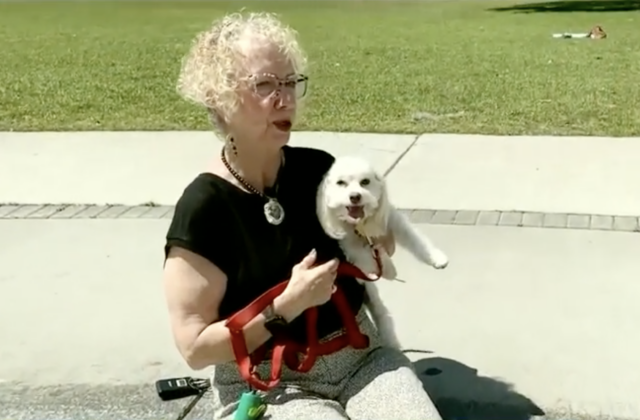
left=414, top=356, right=545, bottom=420
left=490, top=0, right=640, bottom=12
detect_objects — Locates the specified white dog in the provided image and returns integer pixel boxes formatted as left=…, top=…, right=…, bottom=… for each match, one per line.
left=316, top=156, right=449, bottom=349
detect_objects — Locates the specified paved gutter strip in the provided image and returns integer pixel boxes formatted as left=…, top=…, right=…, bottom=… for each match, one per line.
left=0, top=204, right=638, bottom=233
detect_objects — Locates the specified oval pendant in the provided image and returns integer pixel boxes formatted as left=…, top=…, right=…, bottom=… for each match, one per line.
left=264, top=199, right=285, bottom=225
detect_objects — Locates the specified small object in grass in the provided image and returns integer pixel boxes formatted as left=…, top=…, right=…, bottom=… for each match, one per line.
left=552, top=33, right=589, bottom=39
left=588, top=25, right=607, bottom=39
left=552, top=25, right=607, bottom=39
left=412, top=111, right=465, bottom=122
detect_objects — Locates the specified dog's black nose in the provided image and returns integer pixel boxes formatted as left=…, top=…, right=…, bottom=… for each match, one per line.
left=349, top=193, right=362, bottom=204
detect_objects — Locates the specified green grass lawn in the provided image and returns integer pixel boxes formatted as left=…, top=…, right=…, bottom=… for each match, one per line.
left=1, top=1, right=639, bottom=136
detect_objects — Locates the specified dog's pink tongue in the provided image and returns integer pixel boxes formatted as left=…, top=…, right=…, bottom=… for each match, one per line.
left=347, top=206, right=365, bottom=219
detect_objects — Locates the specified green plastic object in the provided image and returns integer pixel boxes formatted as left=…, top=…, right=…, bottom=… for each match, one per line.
left=233, top=391, right=267, bottom=420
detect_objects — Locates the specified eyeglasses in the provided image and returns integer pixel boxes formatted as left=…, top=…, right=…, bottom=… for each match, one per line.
left=246, top=73, right=309, bottom=99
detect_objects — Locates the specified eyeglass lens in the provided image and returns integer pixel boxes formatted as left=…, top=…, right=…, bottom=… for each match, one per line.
left=253, top=75, right=307, bottom=99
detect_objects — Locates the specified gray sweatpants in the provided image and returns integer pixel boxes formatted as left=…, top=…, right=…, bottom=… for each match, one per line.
left=210, top=309, right=442, bottom=420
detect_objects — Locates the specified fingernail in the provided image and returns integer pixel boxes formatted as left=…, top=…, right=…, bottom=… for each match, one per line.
left=309, top=249, right=317, bottom=257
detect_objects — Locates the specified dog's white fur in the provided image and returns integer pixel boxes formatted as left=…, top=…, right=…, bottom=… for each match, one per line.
left=316, top=156, right=449, bottom=349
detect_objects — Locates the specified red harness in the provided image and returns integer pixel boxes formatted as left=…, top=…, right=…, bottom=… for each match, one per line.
left=224, top=250, right=382, bottom=391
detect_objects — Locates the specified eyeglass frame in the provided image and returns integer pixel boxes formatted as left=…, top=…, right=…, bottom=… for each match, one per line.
left=242, top=73, right=309, bottom=99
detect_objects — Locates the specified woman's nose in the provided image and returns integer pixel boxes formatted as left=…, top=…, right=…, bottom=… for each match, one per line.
left=274, top=90, right=295, bottom=110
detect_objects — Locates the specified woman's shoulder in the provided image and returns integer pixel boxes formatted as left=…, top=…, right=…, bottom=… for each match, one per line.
left=285, top=145, right=334, bottom=161
left=170, top=172, right=245, bottom=235
left=165, top=173, right=240, bottom=264
left=175, top=173, right=232, bottom=214
left=283, top=146, right=335, bottom=179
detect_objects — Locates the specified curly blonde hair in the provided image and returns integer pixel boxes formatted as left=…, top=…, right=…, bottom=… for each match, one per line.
left=177, top=12, right=308, bottom=132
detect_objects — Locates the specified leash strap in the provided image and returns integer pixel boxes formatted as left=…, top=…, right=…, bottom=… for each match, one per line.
left=224, top=260, right=379, bottom=391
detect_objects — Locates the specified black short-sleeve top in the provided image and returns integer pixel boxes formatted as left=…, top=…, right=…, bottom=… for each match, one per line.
left=164, top=146, right=365, bottom=343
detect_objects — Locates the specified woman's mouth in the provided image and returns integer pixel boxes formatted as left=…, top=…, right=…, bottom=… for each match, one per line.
left=273, top=120, right=292, bottom=132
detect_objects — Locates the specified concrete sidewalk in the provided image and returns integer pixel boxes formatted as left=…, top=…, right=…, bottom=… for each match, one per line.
left=1, top=130, right=639, bottom=420
left=0, top=131, right=412, bottom=207
left=1, top=219, right=639, bottom=420
left=2, top=131, right=640, bottom=216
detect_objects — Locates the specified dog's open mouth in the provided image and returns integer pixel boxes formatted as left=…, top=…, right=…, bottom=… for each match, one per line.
left=346, top=205, right=365, bottom=220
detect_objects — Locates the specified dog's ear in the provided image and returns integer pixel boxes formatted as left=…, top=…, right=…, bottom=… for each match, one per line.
left=316, top=172, right=347, bottom=240
left=362, top=174, right=391, bottom=237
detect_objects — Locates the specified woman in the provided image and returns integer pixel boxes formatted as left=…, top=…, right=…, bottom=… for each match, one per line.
left=163, top=11, right=442, bottom=420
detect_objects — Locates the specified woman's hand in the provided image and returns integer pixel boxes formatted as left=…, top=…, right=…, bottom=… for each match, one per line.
left=277, top=249, right=339, bottom=318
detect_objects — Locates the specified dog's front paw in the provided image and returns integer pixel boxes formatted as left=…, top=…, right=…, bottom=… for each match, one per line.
left=381, top=260, right=398, bottom=280
left=429, top=249, right=449, bottom=269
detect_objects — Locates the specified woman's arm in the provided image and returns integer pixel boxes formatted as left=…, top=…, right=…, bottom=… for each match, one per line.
left=163, top=246, right=303, bottom=369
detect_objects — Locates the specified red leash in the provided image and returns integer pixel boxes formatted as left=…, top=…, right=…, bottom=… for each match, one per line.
left=225, top=251, right=382, bottom=391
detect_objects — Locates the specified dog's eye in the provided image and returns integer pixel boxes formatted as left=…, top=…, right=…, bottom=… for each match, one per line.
left=360, top=178, right=370, bottom=186
left=336, top=180, right=347, bottom=186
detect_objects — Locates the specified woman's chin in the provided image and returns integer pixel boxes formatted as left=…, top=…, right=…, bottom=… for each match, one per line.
left=270, top=129, right=292, bottom=146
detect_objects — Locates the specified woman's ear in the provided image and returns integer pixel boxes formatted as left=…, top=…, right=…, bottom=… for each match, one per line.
left=207, top=108, right=228, bottom=134
left=316, top=173, right=347, bottom=240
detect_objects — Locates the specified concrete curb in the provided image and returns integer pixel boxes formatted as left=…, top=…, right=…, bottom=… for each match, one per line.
left=1, top=204, right=638, bottom=233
